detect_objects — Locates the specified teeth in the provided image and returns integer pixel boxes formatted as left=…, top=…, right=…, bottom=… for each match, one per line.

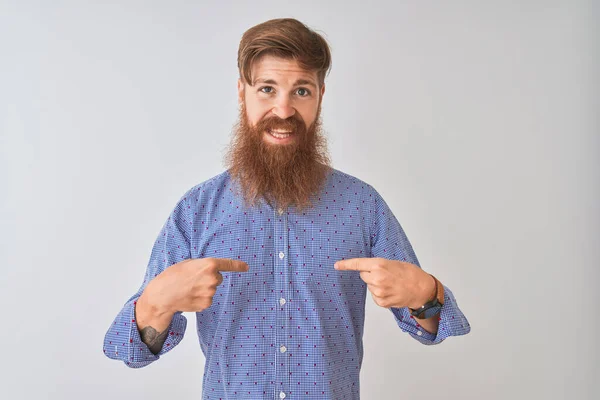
left=269, top=129, right=293, bottom=139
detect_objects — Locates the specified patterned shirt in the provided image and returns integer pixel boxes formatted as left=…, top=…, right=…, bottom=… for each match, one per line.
left=103, top=169, right=470, bottom=399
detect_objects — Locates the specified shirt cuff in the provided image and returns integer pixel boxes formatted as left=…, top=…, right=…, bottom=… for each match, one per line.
left=390, top=285, right=471, bottom=345
left=114, top=299, right=187, bottom=368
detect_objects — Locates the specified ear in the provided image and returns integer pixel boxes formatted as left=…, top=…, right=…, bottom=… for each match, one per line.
left=237, top=78, right=244, bottom=104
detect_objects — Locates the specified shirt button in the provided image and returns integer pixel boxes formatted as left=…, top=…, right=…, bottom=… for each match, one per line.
left=279, top=392, right=286, bottom=399
left=279, top=298, right=286, bottom=306
left=278, top=208, right=284, bottom=215
left=417, top=331, right=423, bottom=336
left=279, top=252, right=285, bottom=259
left=280, top=345, right=287, bottom=353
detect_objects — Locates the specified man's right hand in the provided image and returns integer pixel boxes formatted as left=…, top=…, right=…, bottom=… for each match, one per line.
left=134, top=258, right=249, bottom=353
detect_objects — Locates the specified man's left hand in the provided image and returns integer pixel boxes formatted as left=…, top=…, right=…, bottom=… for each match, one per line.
left=334, top=258, right=435, bottom=310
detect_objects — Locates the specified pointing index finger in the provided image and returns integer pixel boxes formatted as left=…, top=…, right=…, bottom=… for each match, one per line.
left=334, top=258, right=372, bottom=272
left=215, top=258, right=249, bottom=272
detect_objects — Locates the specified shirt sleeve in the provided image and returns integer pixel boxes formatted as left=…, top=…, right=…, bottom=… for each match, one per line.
left=367, top=187, right=471, bottom=345
left=103, top=190, right=192, bottom=367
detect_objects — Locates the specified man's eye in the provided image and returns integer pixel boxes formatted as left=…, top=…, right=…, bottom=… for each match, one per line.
left=260, top=86, right=274, bottom=94
left=296, top=88, right=310, bottom=97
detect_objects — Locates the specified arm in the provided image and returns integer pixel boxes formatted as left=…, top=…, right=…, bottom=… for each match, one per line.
left=368, top=187, right=470, bottom=345
left=102, top=192, right=191, bottom=367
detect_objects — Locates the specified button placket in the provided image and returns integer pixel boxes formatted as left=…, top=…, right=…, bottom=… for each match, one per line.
left=274, top=207, right=290, bottom=396
left=282, top=209, right=291, bottom=393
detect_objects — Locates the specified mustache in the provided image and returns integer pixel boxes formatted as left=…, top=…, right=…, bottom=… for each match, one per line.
left=254, top=115, right=306, bottom=135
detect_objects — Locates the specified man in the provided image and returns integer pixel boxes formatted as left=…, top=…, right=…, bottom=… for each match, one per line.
left=104, top=18, right=470, bottom=399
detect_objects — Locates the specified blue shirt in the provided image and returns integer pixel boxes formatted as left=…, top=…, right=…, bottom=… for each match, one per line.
left=103, top=169, right=470, bottom=399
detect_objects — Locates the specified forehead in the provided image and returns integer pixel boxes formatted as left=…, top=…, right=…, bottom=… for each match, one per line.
left=250, top=55, right=318, bottom=86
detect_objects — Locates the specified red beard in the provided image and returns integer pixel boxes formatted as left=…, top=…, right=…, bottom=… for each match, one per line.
left=225, top=104, right=331, bottom=211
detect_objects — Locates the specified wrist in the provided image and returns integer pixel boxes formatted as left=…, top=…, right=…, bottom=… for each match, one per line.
left=408, top=274, right=445, bottom=320
left=408, top=273, right=436, bottom=310
left=135, top=285, right=175, bottom=337
left=139, top=281, right=175, bottom=319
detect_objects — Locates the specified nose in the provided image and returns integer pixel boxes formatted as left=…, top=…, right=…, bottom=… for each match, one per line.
left=271, top=96, right=296, bottom=120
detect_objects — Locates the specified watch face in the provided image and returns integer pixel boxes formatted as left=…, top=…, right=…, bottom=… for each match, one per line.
left=422, top=305, right=442, bottom=320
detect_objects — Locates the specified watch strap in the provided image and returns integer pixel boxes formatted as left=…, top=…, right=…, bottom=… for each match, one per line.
left=409, top=275, right=444, bottom=319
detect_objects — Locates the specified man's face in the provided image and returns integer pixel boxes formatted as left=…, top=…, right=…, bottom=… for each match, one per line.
left=226, top=55, right=331, bottom=211
left=237, top=55, right=325, bottom=146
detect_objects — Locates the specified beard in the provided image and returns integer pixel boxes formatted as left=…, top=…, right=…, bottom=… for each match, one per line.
left=224, top=103, right=331, bottom=211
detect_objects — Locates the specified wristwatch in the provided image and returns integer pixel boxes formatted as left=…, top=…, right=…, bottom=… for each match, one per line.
left=409, top=275, right=444, bottom=320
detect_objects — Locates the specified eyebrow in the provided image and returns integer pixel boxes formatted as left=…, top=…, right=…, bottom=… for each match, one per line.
left=253, top=78, right=317, bottom=88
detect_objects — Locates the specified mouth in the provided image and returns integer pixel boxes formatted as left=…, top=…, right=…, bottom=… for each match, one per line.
left=266, top=128, right=296, bottom=142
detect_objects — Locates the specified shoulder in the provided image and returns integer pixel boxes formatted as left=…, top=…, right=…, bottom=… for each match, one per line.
left=180, top=170, right=233, bottom=201
left=327, top=168, right=382, bottom=200
left=328, top=168, right=372, bottom=189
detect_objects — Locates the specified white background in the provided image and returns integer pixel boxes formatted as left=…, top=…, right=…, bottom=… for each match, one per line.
left=1, top=1, right=598, bottom=399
